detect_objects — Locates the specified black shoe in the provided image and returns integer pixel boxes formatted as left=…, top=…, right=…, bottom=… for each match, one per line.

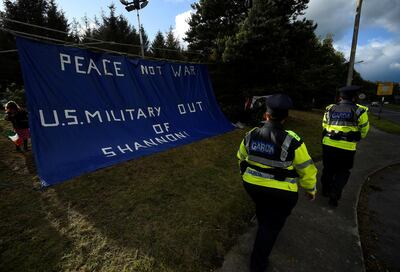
left=250, top=263, right=268, bottom=272
left=322, top=191, right=330, bottom=197
left=328, top=197, right=338, bottom=207
left=250, top=254, right=268, bottom=272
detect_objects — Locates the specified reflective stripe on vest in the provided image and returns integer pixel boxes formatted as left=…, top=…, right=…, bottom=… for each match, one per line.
left=247, top=154, right=293, bottom=168
left=245, top=133, right=252, bottom=152
left=280, top=134, right=293, bottom=161
left=294, top=159, right=313, bottom=169
left=245, top=168, right=297, bottom=184
left=355, top=107, right=365, bottom=117
left=237, top=149, right=246, bottom=160
left=327, top=120, right=358, bottom=126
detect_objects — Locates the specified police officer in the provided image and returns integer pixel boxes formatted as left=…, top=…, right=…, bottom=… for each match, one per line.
left=321, top=86, right=369, bottom=207
left=237, top=94, right=317, bottom=272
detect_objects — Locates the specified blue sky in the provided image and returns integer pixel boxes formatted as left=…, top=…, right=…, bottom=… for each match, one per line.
left=1, top=0, right=399, bottom=83
left=52, top=0, right=193, bottom=41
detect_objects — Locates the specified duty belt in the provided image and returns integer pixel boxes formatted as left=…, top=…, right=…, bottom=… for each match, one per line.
left=240, top=161, right=299, bottom=181
left=324, top=130, right=361, bottom=142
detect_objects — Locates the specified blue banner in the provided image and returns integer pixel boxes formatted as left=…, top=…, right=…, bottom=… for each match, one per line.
left=16, top=37, right=234, bottom=186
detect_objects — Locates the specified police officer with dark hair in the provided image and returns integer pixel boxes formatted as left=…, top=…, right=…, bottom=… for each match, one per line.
left=237, top=94, right=317, bottom=272
left=321, top=86, right=369, bottom=207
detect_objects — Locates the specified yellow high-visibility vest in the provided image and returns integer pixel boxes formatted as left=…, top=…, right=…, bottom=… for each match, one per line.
left=237, top=124, right=317, bottom=195
left=322, top=102, right=369, bottom=151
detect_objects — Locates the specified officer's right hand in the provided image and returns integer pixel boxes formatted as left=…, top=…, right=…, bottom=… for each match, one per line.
left=305, top=192, right=316, bottom=201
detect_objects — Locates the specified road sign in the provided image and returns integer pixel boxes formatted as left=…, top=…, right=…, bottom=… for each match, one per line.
left=377, top=82, right=394, bottom=96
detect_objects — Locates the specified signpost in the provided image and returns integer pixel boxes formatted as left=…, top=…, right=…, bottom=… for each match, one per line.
left=377, top=82, right=394, bottom=96
left=377, top=82, right=394, bottom=119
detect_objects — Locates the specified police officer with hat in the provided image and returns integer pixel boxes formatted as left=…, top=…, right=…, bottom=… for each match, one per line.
left=237, top=94, right=317, bottom=272
left=321, top=86, right=369, bottom=207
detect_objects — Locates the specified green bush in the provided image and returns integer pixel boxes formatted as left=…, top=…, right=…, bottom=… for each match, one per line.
left=1, top=83, right=26, bottom=108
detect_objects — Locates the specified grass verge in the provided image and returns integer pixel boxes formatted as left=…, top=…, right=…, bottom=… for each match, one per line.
left=0, top=110, right=323, bottom=272
left=384, top=104, right=400, bottom=111
left=369, top=114, right=400, bottom=135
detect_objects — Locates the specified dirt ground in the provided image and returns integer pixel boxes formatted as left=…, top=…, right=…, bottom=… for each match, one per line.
left=358, top=164, right=400, bottom=272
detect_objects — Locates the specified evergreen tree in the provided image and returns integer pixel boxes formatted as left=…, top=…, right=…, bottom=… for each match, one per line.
left=84, top=4, right=143, bottom=56
left=139, top=26, right=150, bottom=53
left=3, top=0, right=48, bottom=34
left=45, top=0, right=69, bottom=40
left=69, top=18, right=81, bottom=43
left=0, top=0, right=69, bottom=85
left=185, top=0, right=247, bottom=61
left=223, top=0, right=311, bottom=63
left=80, top=15, right=96, bottom=40
left=220, top=0, right=321, bottom=103
left=301, top=36, right=348, bottom=106
left=150, top=30, right=166, bottom=59
left=164, top=27, right=182, bottom=60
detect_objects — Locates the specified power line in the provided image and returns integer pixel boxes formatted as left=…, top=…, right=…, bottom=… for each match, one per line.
left=0, top=16, right=203, bottom=55
left=0, top=27, right=206, bottom=64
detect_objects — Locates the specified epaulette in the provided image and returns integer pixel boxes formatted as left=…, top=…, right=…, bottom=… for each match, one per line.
left=286, top=130, right=302, bottom=142
left=286, top=130, right=303, bottom=150
left=326, top=104, right=335, bottom=110
left=246, top=127, right=258, bottom=135
left=356, top=104, right=369, bottom=112
left=244, top=127, right=258, bottom=144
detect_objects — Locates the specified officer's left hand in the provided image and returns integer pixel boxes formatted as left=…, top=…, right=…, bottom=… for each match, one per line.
left=305, top=192, right=316, bottom=201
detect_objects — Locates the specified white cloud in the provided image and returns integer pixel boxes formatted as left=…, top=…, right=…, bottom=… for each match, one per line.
left=173, top=10, right=193, bottom=47
left=305, top=0, right=400, bottom=39
left=306, top=0, right=400, bottom=82
left=362, top=0, right=400, bottom=33
left=337, top=39, right=400, bottom=82
left=333, top=42, right=351, bottom=58
left=305, top=0, right=353, bottom=39
left=390, top=63, right=400, bottom=70
left=77, top=22, right=97, bottom=37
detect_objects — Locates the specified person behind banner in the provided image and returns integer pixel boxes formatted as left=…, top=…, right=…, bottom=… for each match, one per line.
left=4, top=101, right=30, bottom=152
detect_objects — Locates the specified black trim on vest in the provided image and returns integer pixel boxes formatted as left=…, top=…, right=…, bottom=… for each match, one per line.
left=246, top=121, right=302, bottom=169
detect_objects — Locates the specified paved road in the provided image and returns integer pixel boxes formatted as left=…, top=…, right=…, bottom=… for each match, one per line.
left=369, top=106, right=400, bottom=124
left=217, top=127, right=400, bottom=272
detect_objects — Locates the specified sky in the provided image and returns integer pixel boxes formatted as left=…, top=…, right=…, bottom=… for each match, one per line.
left=1, top=0, right=399, bottom=83
left=305, top=0, right=400, bottom=83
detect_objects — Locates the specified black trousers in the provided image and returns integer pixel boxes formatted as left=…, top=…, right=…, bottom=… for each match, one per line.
left=321, top=144, right=356, bottom=200
left=243, top=181, right=298, bottom=272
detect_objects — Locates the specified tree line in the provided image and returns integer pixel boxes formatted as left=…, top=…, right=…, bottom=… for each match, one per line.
left=184, top=0, right=379, bottom=120
left=0, top=0, right=378, bottom=120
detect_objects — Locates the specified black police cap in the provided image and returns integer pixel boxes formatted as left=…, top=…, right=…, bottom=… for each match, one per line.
left=266, top=94, right=293, bottom=119
left=339, top=85, right=360, bottom=97
left=266, top=94, right=293, bottom=110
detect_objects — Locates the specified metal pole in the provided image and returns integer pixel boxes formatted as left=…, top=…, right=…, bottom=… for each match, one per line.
left=378, top=97, right=384, bottom=120
left=136, top=9, right=145, bottom=58
left=346, top=0, right=363, bottom=86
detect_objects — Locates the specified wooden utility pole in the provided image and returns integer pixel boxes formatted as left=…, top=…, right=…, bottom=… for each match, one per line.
left=346, top=0, right=363, bottom=86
